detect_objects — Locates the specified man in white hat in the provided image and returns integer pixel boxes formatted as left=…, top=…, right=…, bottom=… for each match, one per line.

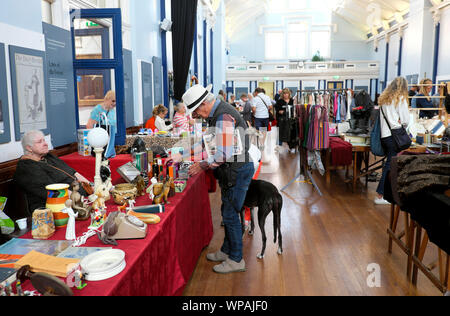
left=183, top=84, right=255, bottom=274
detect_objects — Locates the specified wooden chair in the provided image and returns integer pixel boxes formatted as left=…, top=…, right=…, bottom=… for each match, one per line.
left=411, top=222, right=450, bottom=295
left=387, top=203, right=415, bottom=278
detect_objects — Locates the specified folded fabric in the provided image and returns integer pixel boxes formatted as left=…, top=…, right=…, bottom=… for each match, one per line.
left=329, top=137, right=353, bottom=166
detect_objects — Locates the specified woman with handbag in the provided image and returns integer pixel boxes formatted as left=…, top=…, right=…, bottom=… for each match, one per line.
left=275, top=88, right=295, bottom=153
left=375, top=77, right=411, bottom=205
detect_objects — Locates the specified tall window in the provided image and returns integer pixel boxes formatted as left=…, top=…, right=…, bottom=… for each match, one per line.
left=265, top=32, right=284, bottom=60
left=311, top=31, right=330, bottom=58
left=287, top=23, right=308, bottom=59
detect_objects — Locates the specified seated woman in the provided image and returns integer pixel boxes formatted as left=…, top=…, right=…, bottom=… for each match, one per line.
left=14, top=130, right=91, bottom=213
left=86, top=90, right=116, bottom=129
left=153, top=104, right=173, bottom=132
left=416, top=79, right=438, bottom=119
left=172, top=102, right=194, bottom=134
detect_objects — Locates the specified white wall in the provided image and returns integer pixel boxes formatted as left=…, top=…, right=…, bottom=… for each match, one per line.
left=0, top=22, right=52, bottom=162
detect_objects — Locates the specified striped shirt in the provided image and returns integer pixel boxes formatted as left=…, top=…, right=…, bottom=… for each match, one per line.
left=173, top=112, right=190, bottom=132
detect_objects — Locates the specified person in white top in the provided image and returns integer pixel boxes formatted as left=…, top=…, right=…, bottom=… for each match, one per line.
left=375, top=77, right=411, bottom=205
left=251, top=88, right=273, bottom=149
left=153, top=104, right=173, bottom=132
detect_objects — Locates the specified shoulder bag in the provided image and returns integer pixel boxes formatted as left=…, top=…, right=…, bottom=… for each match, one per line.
left=380, top=106, right=411, bottom=152
left=257, top=96, right=275, bottom=122
left=370, top=109, right=385, bottom=156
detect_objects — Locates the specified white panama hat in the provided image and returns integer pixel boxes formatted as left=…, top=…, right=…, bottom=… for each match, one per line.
left=182, top=84, right=213, bottom=116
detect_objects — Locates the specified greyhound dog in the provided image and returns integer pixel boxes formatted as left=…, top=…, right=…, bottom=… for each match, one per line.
left=240, top=179, right=283, bottom=259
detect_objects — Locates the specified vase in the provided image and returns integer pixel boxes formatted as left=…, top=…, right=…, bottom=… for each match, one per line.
left=45, top=184, right=70, bottom=228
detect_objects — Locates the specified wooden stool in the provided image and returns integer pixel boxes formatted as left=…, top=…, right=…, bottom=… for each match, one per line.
left=411, top=222, right=450, bottom=295
left=387, top=204, right=415, bottom=278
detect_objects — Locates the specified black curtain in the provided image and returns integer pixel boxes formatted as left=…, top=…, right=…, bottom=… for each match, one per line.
left=171, top=0, right=198, bottom=101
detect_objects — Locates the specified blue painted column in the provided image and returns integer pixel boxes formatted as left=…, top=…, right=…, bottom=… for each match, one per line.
left=203, top=20, right=208, bottom=86
left=397, top=30, right=404, bottom=77
left=383, top=35, right=390, bottom=90
left=210, top=28, right=214, bottom=93
left=432, top=21, right=440, bottom=95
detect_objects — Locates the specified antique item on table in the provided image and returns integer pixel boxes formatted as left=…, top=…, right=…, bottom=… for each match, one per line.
left=134, top=152, right=149, bottom=173
left=130, top=137, right=147, bottom=156
left=87, top=127, right=110, bottom=191
left=132, top=175, right=146, bottom=196
left=117, top=162, right=141, bottom=183
left=153, top=178, right=172, bottom=205
left=100, top=159, right=113, bottom=192
left=16, top=265, right=73, bottom=296
left=146, top=177, right=158, bottom=200
left=127, top=210, right=161, bottom=225
left=89, top=209, right=106, bottom=230
left=111, top=183, right=137, bottom=205
left=174, top=180, right=187, bottom=193
left=14, top=251, right=79, bottom=278
left=70, top=181, right=91, bottom=221
left=132, top=204, right=165, bottom=214
left=80, top=249, right=126, bottom=281
left=32, top=208, right=55, bottom=240
left=168, top=177, right=175, bottom=198
left=99, top=212, right=147, bottom=244
left=61, top=200, right=78, bottom=241
left=45, top=183, right=70, bottom=228
left=91, top=184, right=110, bottom=211
left=152, top=183, right=164, bottom=205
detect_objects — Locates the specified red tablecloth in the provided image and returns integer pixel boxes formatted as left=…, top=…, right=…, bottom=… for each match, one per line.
left=60, top=153, right=217, bottom=192
left=60, top=153, right=132, bottom=185
left=20, top=172, right=213, bottom=296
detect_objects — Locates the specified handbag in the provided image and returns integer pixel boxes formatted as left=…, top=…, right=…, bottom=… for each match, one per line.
left=380, top=106, right=411, bottom=152
left=370, top=109, right=385, bottom=156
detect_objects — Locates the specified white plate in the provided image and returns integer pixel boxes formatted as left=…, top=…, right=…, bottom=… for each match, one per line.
left=80, top=249, right=126, bottom=281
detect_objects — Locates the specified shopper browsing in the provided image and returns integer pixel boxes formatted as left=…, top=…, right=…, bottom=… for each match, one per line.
left=183, top=84, right=254, bottom=274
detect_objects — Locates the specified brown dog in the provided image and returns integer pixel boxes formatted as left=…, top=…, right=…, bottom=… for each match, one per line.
left=240, top=179, right=283, bottom=259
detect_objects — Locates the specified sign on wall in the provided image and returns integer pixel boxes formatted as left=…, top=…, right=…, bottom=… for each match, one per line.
left=43, top=22, right=77, bottom=147
left=9, top=45, right=50, bottom=141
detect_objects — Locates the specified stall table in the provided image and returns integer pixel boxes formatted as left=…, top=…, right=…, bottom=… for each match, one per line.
left=19, top=172, right=213, bottom=296
left=60, top=153, right=217, bottom=192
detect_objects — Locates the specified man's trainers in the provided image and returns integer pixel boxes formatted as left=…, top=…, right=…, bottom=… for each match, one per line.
left=206, top=250, right=228, bottom=262
left=374, top=197, right=390, bottom=205
left=213, top=258, right=246, bottom=274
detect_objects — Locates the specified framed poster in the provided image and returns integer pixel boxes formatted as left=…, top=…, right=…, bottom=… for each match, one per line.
left=9, top=45, right=50, bottom=141
left=0, top=42, right=11, bottom=144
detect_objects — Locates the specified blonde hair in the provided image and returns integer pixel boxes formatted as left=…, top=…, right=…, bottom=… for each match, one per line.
left=281, top=88, right=291, bottom=99
left=104, top=90, right=115, bottom=101
left=378, top=77, right=409, bottom=106
left=419, top=78, right=432, bottom=96
left=153, top=104, right=168, bottom=116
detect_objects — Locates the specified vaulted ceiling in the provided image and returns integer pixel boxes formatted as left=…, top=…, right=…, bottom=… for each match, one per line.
left=223, top=0, right=425, bottom=38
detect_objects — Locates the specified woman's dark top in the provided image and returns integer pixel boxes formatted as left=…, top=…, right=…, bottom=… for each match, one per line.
left=416, top=94, right=438, bottom=119
left=13, top=153, right=79, bottom=213
left=241, top=101, right=253, bottom=124
left=275, top=98, right=294, bottom=120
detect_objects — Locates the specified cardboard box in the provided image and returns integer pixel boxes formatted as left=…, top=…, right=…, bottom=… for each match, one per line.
left=78, top=129, right=91, bottom=157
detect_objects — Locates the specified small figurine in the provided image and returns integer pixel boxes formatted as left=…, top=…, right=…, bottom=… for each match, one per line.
left=146, top=177, right=158, bottom=200
left=62, top=200, right=78, bottom=241
left=16, top=280, right=24, bottom=296
left=74, top=269, right=87, bottom=290
left=133, top=175, right=146, bottom=196
left=152, top=183, right=164, bottom=205
left=153, top=178, right=172, bottom=205
left=70, top=181, right=92, bottom=221
left=91, top=184, right=110, bottom=211
left=100, top=159, right=113, bottom=192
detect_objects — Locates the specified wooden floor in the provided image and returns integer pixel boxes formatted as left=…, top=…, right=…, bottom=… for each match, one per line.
left=183, top=131, right=443, bottom=296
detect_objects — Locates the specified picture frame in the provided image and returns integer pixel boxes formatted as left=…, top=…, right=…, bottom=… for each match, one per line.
left=9, top=45, right=50, bottom=141
left=0, top=42, right=11, bottom=144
